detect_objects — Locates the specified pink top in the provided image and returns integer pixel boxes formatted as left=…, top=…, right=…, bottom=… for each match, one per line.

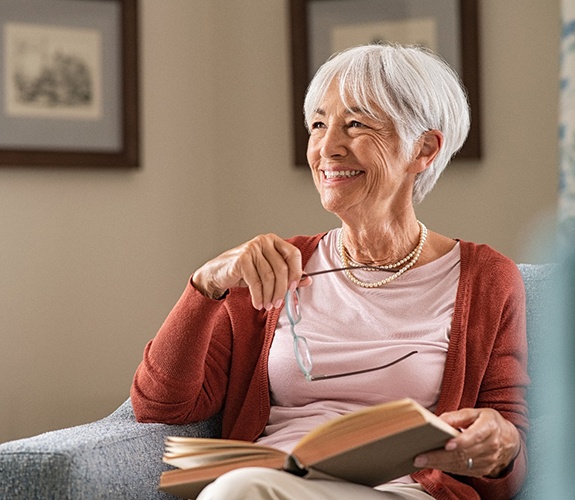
left=258, top=229, right=461, bottom=464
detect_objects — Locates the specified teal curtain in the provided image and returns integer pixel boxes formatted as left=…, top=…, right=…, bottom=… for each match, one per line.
left=559, top=0, right=575, bottom=245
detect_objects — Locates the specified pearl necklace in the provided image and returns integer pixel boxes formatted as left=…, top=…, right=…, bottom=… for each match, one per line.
left=337, top=221, right=428, bottom=288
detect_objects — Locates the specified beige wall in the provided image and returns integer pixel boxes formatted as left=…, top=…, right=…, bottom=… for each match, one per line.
left=0, top=0, right=560, bottom=442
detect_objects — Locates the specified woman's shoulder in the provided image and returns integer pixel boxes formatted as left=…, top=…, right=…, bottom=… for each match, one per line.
left=285, top=232, right=326, bottom=245
left=459, top=240, right=524, bottom=291
left=459, top=240, right=517, bottom=267
left=285, top=232, right=328, bottom=265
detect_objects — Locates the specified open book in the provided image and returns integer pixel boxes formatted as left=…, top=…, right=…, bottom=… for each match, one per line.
left=159, top=398, right=458, bottom=498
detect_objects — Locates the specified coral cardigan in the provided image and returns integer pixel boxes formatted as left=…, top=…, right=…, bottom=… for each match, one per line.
left=131, top=234, right=528, bottom=500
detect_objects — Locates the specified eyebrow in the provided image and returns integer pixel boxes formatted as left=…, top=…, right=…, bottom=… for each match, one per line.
left=312, top=106, right=366, bottom=116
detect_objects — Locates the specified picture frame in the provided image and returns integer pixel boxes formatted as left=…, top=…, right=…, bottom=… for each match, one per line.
left=0, top=0, right=139, bottom=167
left=289, top=0, right=480, bottom=166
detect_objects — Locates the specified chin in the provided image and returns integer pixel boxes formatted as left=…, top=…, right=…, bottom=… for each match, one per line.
left=319, top=195, right=346, bottom=216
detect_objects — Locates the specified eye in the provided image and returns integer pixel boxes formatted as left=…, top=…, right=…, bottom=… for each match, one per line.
left=349, top=120, right=365, bottom=128
left=310, top=121, right=325, bottom=130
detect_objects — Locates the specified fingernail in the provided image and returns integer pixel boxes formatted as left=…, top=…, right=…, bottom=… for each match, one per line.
left=265, top=303, right=273, bottom=311
left=274, top=299, right=283, bottom=309
left=414, top=456, right=427, bottom=467
left=289, top=281, right=298, bottom=292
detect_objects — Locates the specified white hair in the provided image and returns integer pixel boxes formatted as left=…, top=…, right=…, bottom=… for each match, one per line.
left=304, top=43, right=470, bottom=204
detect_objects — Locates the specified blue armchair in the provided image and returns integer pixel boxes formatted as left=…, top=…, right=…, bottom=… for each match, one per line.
left=0, top=264, right=558, bottom=499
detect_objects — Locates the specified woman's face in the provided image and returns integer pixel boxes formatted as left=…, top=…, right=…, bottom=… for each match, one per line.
left=306, top=83, right=420, bottom=224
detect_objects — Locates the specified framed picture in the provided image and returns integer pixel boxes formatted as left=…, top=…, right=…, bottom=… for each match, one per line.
left=0, top=0, right=139, bottom=167
left=289, top=0, right=480, bottom=166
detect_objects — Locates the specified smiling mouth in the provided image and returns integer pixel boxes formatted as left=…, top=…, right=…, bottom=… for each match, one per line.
left=322, top=170, right=363, bottom=180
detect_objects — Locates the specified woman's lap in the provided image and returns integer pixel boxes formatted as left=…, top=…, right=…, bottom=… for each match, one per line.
left=197, top=467, right=433, bottom=500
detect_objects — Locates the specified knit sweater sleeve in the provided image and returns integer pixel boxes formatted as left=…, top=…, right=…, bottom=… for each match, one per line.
left=466, top=250, right=529, bottom=499
left=130, top=233, right=326, bottom=428
left=130, top=278, right=234, bottom=424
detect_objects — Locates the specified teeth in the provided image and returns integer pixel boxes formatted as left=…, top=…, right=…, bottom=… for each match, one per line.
left=323, top=170, right=362, bottom=180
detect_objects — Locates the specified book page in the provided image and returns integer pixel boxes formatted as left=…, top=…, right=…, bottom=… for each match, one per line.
left=163, top=437, right=286, bottom=469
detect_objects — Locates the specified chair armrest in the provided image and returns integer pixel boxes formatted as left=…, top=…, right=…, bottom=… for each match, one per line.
left=0, top=398, right=221, bottom=499
left=513, top=413, right=552, bottom=500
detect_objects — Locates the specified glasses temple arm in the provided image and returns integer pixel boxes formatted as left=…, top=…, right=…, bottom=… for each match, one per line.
left=302, top=265, right=386, bottom=279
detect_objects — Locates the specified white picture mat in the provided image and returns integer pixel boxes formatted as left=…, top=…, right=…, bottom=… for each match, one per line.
left=331, top=17, right=438, bottom=54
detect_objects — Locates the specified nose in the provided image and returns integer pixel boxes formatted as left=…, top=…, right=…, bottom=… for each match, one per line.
left=319, top=126, right=348, bottom=159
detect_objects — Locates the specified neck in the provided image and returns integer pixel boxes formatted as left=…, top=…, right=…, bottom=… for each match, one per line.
left=340, top=216, right=421, bottom=266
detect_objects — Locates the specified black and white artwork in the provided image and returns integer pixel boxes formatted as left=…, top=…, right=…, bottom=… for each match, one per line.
left=4, top=22, right=102, bottom=120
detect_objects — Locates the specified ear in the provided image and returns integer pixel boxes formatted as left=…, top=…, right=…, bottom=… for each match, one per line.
left=406, top=130, right=443, bottom=174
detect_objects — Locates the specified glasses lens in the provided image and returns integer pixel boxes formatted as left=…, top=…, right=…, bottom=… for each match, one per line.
left=285, top=289, right=301, bottom=324
left=294, top=334, right=313, bottom=375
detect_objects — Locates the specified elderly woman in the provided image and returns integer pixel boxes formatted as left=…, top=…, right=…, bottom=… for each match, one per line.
left=131, top=43, right=528, bottom=499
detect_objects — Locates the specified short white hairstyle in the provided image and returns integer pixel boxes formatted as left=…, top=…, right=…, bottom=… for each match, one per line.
left=304, top=43, right=470, bottom=204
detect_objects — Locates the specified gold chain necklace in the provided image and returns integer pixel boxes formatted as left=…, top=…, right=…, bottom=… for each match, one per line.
left=337, top=221, right=427, bottom=288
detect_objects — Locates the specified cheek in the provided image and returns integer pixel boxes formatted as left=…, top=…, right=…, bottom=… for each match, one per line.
left=306, top=136, right=320, bottom=164
left=306, top=139, right=323, bottom=177
left=306, top=148, right=322, bottom=189
left=362, top=135, right=403, bottom=172
left=367, top=134, right=395, bottom=158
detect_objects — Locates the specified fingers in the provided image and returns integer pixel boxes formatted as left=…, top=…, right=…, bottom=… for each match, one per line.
left=414, top=441, right=492, bottom=478
left=439, top=407, right=480, bottom=429
left=238, top=234, right=301, bottom=310
left=193, top=234, right=304, bottom=310
left=273, top=236, right=305, bottom=292
left=414, top=408, right=521, bottom=478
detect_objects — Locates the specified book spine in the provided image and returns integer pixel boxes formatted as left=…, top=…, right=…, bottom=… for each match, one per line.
left=283, top=454, right=307, bottom=477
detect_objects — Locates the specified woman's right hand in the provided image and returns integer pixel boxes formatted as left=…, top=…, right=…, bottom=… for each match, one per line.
left=191, top=234, right=310, bottom=310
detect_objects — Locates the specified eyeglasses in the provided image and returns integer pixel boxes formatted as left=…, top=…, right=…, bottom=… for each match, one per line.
left=284, top=266, right=418, bottom=381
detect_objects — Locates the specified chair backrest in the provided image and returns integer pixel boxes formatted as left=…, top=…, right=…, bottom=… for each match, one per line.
left=518, top=253, right=575, bottom=497
left=517, top=263, right=557, bottom=420
left=518, top=264, right=557, bottom=418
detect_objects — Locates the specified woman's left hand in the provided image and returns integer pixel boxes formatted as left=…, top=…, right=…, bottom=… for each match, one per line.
left=413, top=408, right=521, bottom=478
